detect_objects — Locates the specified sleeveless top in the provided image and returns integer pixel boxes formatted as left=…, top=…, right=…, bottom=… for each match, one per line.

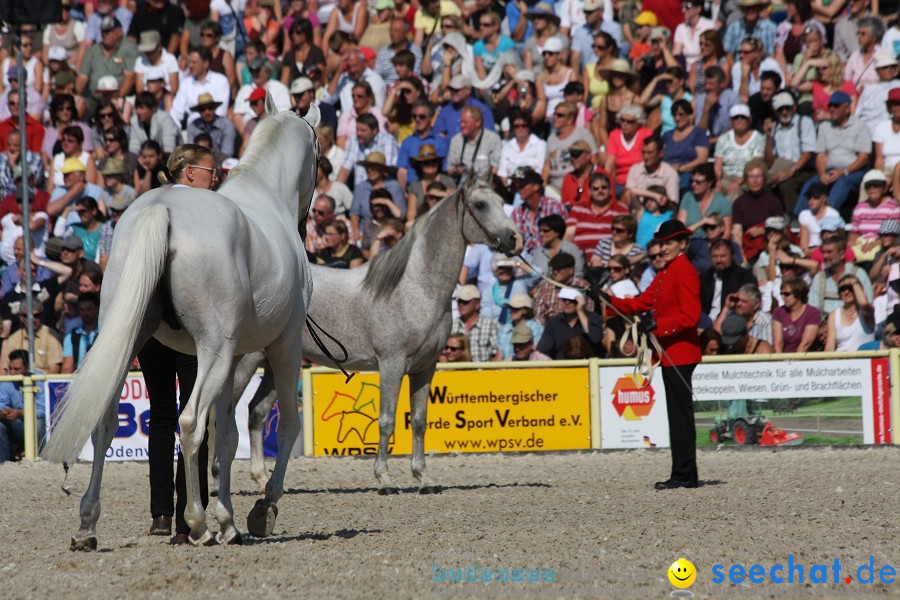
left=833, top=308, right=874, bottom=352
left=336, top=4, right=362, bottom=34
left=543, top=68, right=572, bottom=118
left=209, top=47, right=227, bottom=76
left=585, top=62, right=609, bottom=110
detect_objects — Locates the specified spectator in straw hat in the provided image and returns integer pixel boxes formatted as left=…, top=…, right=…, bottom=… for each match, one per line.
left=350, top=151, right=407, bottom=241
left=496, top=293, right=545, bottom=360
left=405, top=144, right=455, bottom=223
left=187, top=93, right=237, bottom=158
left=99, top=156, right=136, bottom=204
left=169, top=47, right=230, bottom=130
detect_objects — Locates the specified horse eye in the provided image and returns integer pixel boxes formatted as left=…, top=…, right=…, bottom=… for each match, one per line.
left=474, top=201, right=487, bottom=210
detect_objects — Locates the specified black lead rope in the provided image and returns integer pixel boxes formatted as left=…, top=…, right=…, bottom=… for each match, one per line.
left=306, top=315, right=355, bottom=383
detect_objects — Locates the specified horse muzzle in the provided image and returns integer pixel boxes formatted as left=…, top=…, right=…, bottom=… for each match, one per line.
left=499, top=230, right=523, bottom=257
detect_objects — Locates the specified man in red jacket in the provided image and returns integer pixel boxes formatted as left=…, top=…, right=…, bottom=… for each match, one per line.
left=596, top=220, right=702, bottom=490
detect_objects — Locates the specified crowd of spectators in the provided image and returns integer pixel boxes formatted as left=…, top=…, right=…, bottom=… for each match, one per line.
left=1, top=0, right=900, bottom=394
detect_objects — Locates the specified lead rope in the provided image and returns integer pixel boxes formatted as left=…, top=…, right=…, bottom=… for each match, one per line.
left=306, top=316, right=355, bottom=384
left=512, top=253, right=658, bottom=385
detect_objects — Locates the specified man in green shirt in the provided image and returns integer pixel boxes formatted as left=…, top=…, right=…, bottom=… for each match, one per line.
left=77, top=16, right=139, bottom=111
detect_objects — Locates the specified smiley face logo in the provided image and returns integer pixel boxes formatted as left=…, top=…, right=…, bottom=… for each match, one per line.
left=668, top=558, right=696, bottom=589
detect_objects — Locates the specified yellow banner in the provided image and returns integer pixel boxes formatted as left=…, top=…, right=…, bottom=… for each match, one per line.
left=311, top=368, right=591, bottom=456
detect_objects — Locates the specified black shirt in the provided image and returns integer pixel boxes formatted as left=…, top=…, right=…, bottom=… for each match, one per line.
left=2, top=277, right=62, bottom=335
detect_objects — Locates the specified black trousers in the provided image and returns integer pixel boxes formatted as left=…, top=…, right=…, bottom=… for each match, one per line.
left=661, top=364, right=698, bottom=484
left=141, top=337, right=208, bottom=535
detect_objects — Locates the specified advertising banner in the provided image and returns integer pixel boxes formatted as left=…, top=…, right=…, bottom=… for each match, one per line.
left=44, top=373, right=275, bottom=462
left=311, top=368, right=591, bottom=456
left=599, top=358, right=891, bottom=449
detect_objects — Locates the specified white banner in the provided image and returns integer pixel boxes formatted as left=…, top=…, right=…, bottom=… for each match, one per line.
left=599, top=358, right=891, bottom=449
left=45, top=374, right=265, bottom=462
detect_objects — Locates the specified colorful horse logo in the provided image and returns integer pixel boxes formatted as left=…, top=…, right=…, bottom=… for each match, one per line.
left=321, top=382, right=392, bottom=446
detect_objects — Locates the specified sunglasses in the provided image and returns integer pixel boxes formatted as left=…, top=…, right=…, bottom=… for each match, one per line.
left=611, top=227, right=627, bottom=233
left=649, top=253, right=663, bottom=260
left=553, top=112, right=570, bottom=118
left=444, top=345, right=461, bottom=351
left=480, top=21, right=494, bottom=28
left=702, top=223, right=719, bottom=230
left=839, top=284, right=855, bottom=293
left=594, top=44, right=609, bottom=51
left=311, top=209, right=330, bottom=215
left=781, top=291, right=793, bottom=297
left=99, top=112, right=114, bottom=118
left=691, top=178, right=707, bottom=185
left=513, top=122, right=529, bottom=129
left=591, top=185, right=609, bottom=191
left=609, top=265, right=625, bottom=272
left=457, top=298, right=475, bottom=305
left=619, top=118, right=638, bottom=125
left=201, top=32, right=216, bottom=38
left=425, top=194, right=444, bottom=202
left=442, top=22, right=456, bottom=29
left=250, top=98, right=264, bottom=105
left=560, top=298, right=577, bottom=304
left=104, top=136, right=117, bottom=142
left=569, top=150, right=586, bottom=158
left=413, top=113, right=430, bottom=120
left=539, top=228, right=552, bottom=233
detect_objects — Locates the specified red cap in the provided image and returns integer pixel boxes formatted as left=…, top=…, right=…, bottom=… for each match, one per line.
left=360, top=46, right=376, bottom=63
left=889, top=87, right=900, bottom=103
left=249, top=87, right=267, bottom=102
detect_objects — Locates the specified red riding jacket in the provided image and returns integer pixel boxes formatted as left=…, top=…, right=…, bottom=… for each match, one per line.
left=610, top=252, right=701, bottom=367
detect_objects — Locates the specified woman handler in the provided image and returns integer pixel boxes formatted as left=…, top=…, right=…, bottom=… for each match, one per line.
left=596, top=220, right=702, bottom=489
left=146, top=144, right=217, bottom=543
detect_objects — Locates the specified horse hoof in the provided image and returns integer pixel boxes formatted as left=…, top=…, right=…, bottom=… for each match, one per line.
left=216, top=527, right=243, bottom=545
left=378, top=486, right=399, bottom=495
left=247, top=499, right=278, bottom=537
left=419, top=485, right=442, bottom=495
left=226, top=532, right=243, bottom=545
left=70, top=536, right=97, bottom=551
left=188, top=529, right=218, bottom=547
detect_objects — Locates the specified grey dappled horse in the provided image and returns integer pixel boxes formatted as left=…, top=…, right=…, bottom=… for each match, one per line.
left=222, top=178, right=521, bottom=494
left=44, top=95, right=319, bottom=548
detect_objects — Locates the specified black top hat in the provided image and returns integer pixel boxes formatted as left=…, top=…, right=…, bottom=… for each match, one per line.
left=653, top=219, right=692, bottom=241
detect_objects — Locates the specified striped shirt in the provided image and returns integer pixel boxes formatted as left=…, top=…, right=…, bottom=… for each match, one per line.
left=565, top=201, right=631, bottom=254
left=375, top=43, right=424, bottom=85
left=852, top=198, right=900, bottom=240
left=341, top=132, right=399, bottom=187
left=511, top=197, right=567, bottom=256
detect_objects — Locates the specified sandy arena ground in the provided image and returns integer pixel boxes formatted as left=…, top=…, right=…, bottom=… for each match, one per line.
left=2, top=447, right=900, bottom=599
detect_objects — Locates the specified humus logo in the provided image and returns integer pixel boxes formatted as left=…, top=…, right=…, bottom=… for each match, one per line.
left=667, top=558, right=696, bottom=597
left=611, top=374, right=656, bottom=421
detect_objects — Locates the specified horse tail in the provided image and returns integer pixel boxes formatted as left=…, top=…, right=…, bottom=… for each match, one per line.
left=44, top=204, right=170, bottom=463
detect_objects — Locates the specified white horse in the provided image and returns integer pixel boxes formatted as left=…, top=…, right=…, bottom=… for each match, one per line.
left=43, top=95, right=319, bottom=549
left=222, top=179, right=521, bottom=494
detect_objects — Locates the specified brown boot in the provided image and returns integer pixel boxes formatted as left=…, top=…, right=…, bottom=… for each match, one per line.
left=149, top=515, right=172, bottom=536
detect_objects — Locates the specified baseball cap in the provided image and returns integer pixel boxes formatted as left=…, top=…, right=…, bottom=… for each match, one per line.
left=764, top=215, right=786, bottom=230
left=863, top=169, right=888, bottom=186
left=510, top=323, right=534, bottom=344
left=48, top=46, right=67, bottom=62
left=457, top=284, right=481, bottom=301
left=772, top=91, right=796, bottom=110
left=819, top=216, right=846, bottom=233
left=507, top=294, right=533, bottom=310
left=829, top=91, right=852, bottom=105
left=100, top=15, right=121, bottom=31
left=543, top=36, right=565, bottom=54
left=60, top=157, right=87, bottom=174
left=138, top=30, right=161, bottom=53
left=511, top=166, right=542, bottom=186
left=721, top=315, right=748, bottom=346
left=61, top=235, right=84, bottom=251
left=291, top=77, right=314, bottom=94
left=634, top=11, right=658, bottom=26
left=729, top=103, right=751, bottom=119
left=249, top=87, right=267, bottom=102
left=889, top=87, right=900, bottom=103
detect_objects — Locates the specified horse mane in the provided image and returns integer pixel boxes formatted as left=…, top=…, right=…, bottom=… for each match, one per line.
left=226, top=113, right=293, bottom=178
left=362, top=184, right=467, bottom=299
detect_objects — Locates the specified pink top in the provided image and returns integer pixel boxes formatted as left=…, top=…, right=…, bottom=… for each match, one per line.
left=811, top=81, right=857, bottom=121
left=606, top=127, right=652, bottom=186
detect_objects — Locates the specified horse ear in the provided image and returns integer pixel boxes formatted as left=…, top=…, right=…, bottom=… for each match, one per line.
left=265, top=90, right=277, bottom=117
left=304, top=103, right=321, bottom=128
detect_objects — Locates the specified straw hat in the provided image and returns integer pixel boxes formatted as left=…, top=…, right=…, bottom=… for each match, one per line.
left=526, top=2, right=561, bottom=27
left=598, top=59, right=637, bottom=84
left=60, top=157, right=87, bottom=174
left=357, top=151, right=397, bottom=174
left=100, top=157, right=127, bottom=176
left=190, top=92, right=222, bottom=112
left=410, top=144, right=442, bottom=163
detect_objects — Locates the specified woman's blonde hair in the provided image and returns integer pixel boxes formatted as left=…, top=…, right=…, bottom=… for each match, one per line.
left=821, top=50, right=845, bottom=89
left=159, top=143, right=214, bottom=184
left=446, top=333, right=471, bottom=362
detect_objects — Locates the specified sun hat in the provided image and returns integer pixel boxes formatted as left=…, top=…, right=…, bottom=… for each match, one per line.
left=510, top=323, right=535, bottom=344
left=138, top=30, right=161, bottom=53
left=60, top=157, right=87, bottom=174
left=598, top=59, right=637, bottom=84
left=526, top=2, right=561, bottom=26
left=874, top=47, right=897, bottom=69
left=542, top=36, right=565, bottom=54
left=290, top=77, right=314, bottom=94
left=108, top=193, right=134, bottom=211
left=457, top=284, right=481, bottom=301
left=410, top=144, right=442, bottom=163
left=729, top=103, right=751, bottom=118
left=507, top=293, right=533, bottom=310
left=190, top=92, right=222, bottom=112
left=357, top=151, right=397, bottom=173
left=583, top=0, right=604, bottom=11
left=100, top=157, right=127, bottom=175
left=634, top=11, right=658, bottom=26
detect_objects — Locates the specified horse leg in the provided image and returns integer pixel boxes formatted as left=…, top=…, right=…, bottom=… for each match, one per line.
left=373, top=361, right=405, bottom=495
left=247, top=363, right=276, bottom=494
left=247, top=340, right=302, bottom=537
left=70, top=400, right=120, bottom=551
left=212, top=359, right=242, bottom=545
left=230, top=351, right=269, bottom=492
left=179, top=348, right=234, bottom=547
left=208, top=409, right=218, bottom=497
left=409, top=366, right=439, bottom=494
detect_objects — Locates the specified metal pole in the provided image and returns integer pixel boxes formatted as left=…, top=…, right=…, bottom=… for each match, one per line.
left=16, top=31, right=35, bottom=374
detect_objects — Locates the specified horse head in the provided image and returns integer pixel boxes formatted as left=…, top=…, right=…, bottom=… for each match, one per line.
left=458, top=176, right=522, bottom=257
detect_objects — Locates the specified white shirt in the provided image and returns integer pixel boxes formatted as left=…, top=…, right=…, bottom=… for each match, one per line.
left=731, top=57, right=784, bottom=97
left=798, top=206, right=841, bottom=248
left=674, top=17, right=717, bottom=71
left=856, top=82, right=899, bottom=136
left=497, top=134, right=547, bottom=179
left=234, top=80, right=292, bottom=125
left=325, top=68, right=386, bottom=112
left=169, top=70, right=231, bottom=128
left=873, top=118, right=900, bottom=172
left=710, top=273, right=723, bottom=320
left=134, top=49, right=180, bottom=91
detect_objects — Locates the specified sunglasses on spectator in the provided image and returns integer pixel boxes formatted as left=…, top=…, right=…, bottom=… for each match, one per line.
left=839, top=284, right=855, bottom=293
left=444, top=345, right=461, bottom=351
left=560, top=298, right=577, bottom=304
left=591, top=184, right=609, bottom=191
left=201, top=32, right=216, bottom=38
left=311, top=209, right=330, bottom=215
left=594, top=44, right=608, bottom=51
left=539, top=228, right=552, bottom=233
left=702, top=223, right=719, bottom=230
left=250, top=99, right=264, bottom=105
left=442, top=22, right=456, bottom=29
left=649, top=253, right=663, bottom=260
left=609, top=266, right=625, bottom=272
left=553, top=112, right=570, bottom=118
left=425, top=194, right=444, bottom=202
left=691, top=178, right=707, bottom=185
left=569, top=150, right=586, bottom=158
left=513, top=121, right=529, bottom=129
left=479, top=21, right=494, bottom=28
left=99, top=112, right=114, bottom=118
left=611, top=226, right=627, bottom=233
left=781, top=291, right=793, bottom=297
left=104, top=136, right=117, bottom=142
left=413, top=113, right=430, bottom=120
left=619, top=118, right=638, bottom=125
left=457, top=299, right=475, bottom=305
